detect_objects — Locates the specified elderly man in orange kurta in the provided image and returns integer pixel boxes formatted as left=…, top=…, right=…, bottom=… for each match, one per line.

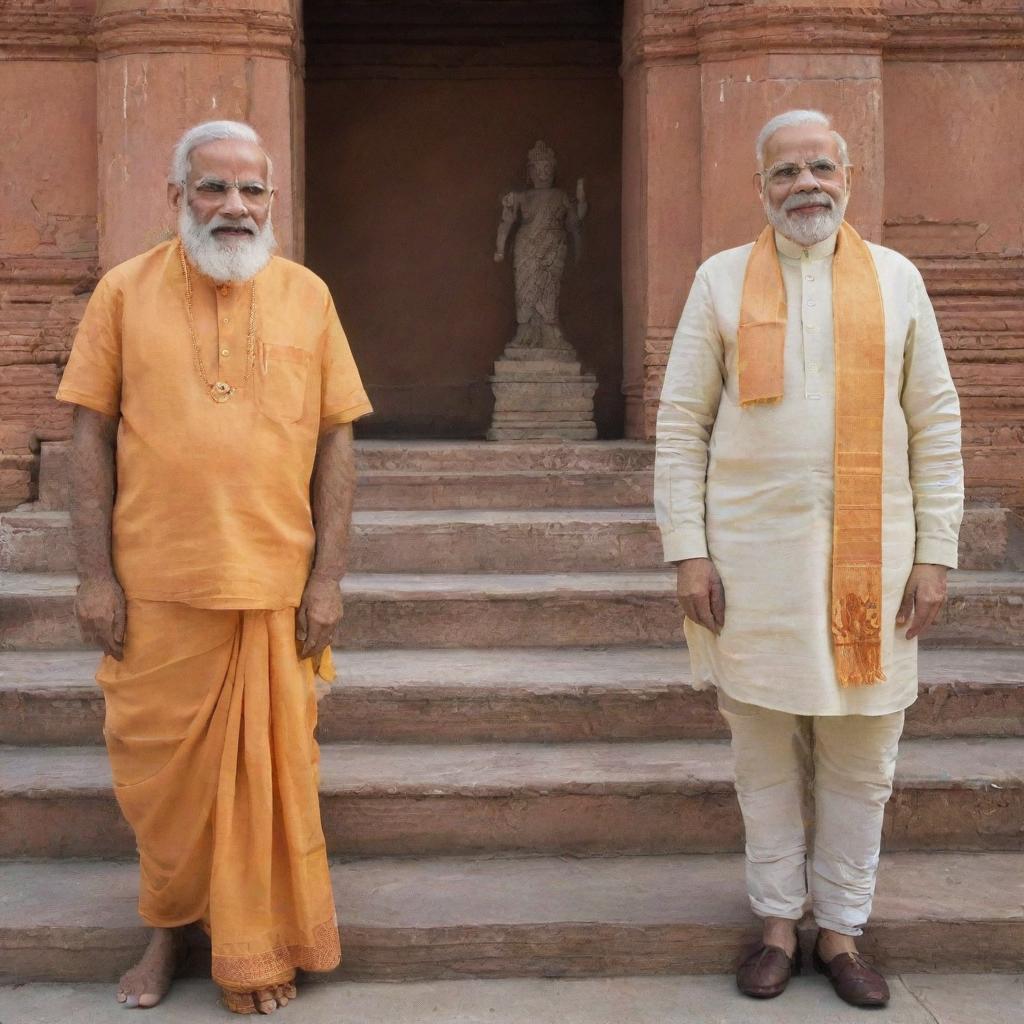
left=57, top=120, right=372, bottom=1014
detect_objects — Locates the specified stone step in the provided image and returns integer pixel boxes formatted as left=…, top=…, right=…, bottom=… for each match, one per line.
left=2, top=570, right=1022, bottom=651
left=5, top=974, right=1024, bottom=1024
left=0, top=853, right=1020, bottom=981
left=0, top=509, right=662, bottom=574
left=3, top=506, right=1019, bottom=574
left=3, top=647, right=1023, bottom=747
left=3, top=738, right=1021, bottom=859
left=356, top=469, right=654, bottom=510
left=34, top=440, right=657, bottom=511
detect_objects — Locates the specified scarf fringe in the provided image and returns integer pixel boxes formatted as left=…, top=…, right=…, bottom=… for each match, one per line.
left=835, top=643, right=887, bottom=687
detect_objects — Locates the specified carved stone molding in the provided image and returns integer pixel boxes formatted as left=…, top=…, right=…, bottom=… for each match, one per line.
left=93, top=6, right=297, bottom=60
left=916, top=256, right=1024, bottom=300
left=885, top=12, right=1024, bottom=61
left=0, top=4, right=95, bottom=61
left=696, top=4, right=889, bottom=62
left=0, top=256, right=99, bottom=295
left=621, top=5, right=698, bottom=72
left=623, top=1, right=1022, bottom=70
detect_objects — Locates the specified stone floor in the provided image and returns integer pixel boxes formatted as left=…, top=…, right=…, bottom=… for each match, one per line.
left=1, top=975, right=1022, bottom=1024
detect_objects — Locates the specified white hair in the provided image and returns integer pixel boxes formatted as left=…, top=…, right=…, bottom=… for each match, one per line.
left=168, top=120, right=272, bottom=186
left=756, top=109, right=850, bottom=168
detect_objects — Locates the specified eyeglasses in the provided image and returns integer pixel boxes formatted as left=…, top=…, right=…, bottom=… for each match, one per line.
left=760, top=158, right=846, bottom=187
left=190, top=178, right=275, bottom=207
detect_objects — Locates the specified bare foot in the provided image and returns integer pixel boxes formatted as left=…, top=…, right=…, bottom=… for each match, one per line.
left=117, top=927, right=185, bottom=1008
left=222, top=981, right=298, bottom=1015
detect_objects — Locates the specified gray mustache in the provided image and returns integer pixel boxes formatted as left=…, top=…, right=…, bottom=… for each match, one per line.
left=784, top=193, right=834, bottom=212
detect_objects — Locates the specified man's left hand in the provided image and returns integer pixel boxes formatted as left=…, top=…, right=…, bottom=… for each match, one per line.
left=896, top=563, right=949, bottom=641
left=296, top=574, right=343, bottom=660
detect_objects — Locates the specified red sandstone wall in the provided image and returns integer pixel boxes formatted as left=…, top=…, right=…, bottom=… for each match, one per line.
left=0, top=1, right=97, bottom=509
left=885, top=55, right=1024, bottom=508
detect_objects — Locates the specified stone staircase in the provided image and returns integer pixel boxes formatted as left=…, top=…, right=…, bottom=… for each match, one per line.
left=1, top=440, right=1023, bottom=986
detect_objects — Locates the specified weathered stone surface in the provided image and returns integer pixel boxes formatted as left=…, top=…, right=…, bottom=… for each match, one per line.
left=2, top=570, right=1022, bottom=651
left=3, top=737, right=1021, bottom=859
left=4, top=974, right=1024, bottom=1024
left=3, top=646, right=1024, bottom=748
left=488, top=347, right=598, bottom=439
left=4, top=505, right=1021, bottom=574
left=486, top=425, right=598, bottom=440
left=0, top=853, right=1021, bottom=982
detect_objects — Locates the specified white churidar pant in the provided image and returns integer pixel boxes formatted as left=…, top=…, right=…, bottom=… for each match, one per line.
left=718, top=691, right=904, bottom=936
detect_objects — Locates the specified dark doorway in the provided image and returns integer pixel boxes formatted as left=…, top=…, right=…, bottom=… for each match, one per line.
left=304, top=1, right=624, bottom=437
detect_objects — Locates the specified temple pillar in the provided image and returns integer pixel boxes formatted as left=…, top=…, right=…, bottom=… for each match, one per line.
left=696, top=1, right=887, bottom=258
left=93, top=0, right=302, bottom=272
left=0, top=1, right=98, bottom=509
left=621, top=0, right=887, bottom=439
left=620, top=1, right=702, bottom=440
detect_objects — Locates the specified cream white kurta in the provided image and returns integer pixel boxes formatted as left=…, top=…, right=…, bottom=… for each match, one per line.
left=655, top=230, right=963, bottom=716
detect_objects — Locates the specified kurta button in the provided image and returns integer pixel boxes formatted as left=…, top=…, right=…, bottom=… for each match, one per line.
left=221, top=349, right=230, bottom=357
left=219, top=286, right=228, bottom=296
left=222, top=317, right=231, bottom=325
left=807, top=299, right=816, bottom=307
left=806, top=275, right=814, bottom=282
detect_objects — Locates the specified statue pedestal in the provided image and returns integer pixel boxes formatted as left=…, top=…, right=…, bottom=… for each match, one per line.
left=487, top=347, right=598, bottom=441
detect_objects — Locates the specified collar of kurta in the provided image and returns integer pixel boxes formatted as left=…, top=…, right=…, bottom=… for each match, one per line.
left=774, top=229, right=837, bottom=262
left=738, top=220, right=888, bottom=687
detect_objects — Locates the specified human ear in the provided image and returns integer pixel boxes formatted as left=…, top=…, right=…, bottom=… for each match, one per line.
left=167, top=182, right=183, bottom=215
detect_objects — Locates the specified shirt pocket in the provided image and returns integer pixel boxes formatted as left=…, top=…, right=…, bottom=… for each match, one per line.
left=257, top=342, right=311, bottom=424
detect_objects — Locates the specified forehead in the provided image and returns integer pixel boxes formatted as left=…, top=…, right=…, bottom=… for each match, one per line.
left=187, top=138, right=269, bottom=181
left=763, top=123, right=841, bottom=167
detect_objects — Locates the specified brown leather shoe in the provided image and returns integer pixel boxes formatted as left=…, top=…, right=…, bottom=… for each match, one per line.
left=736, top=942, right=801, bottom=999
left=813, top=943, right=890, bottom=1007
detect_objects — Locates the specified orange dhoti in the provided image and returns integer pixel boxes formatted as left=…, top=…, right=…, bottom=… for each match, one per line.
left=96, top=600, right=341, bottom=993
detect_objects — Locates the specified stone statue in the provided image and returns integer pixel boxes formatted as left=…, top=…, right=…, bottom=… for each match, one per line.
left=494, top=140, right=587, bottom=353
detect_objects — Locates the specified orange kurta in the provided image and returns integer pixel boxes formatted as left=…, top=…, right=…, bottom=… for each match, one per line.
left=56, top=239, right=371, bottom=992
left=57, top=238, right=372, bottom=608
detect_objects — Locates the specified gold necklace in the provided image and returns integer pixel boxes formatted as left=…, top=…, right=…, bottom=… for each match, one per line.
left=178, top=240, right=257, bottom=403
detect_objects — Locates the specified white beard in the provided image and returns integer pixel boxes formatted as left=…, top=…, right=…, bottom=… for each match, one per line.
left=765, top=189, right=848, bottom=248
left=178, top=204, right=276, bottom=283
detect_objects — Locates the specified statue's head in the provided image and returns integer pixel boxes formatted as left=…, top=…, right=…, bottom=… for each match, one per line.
left=527, top=140, right=556, bottom=189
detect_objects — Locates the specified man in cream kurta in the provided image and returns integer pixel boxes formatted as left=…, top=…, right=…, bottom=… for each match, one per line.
left=655, top=111, right=962, bottom=1007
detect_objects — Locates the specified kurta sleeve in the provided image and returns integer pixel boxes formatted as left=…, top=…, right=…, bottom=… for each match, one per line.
left=55, top=275, right=123, bottom=417
left=319, top=293, right=373, bottom=431
left=899, top=269, right=964, bottom=568
left=654, top=267, right=726, bottom=562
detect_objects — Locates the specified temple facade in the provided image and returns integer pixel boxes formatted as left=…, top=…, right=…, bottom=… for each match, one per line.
left=1, top=0, right=1022, bottom=509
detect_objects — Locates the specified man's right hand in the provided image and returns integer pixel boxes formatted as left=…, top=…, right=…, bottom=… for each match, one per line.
left=76, top=574, right=127, bottom=660
left=675, top=557, right=726, bottom=635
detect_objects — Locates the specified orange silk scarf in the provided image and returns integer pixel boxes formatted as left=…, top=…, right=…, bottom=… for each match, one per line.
left=738, top=221, right=886, bottom=686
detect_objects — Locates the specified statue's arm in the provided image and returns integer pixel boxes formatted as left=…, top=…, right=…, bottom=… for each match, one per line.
left=70, top=405, right=126, bottom=659
left=494, top=191, right=519, bottom=262
left=568, top=181, right=586, bottom=261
